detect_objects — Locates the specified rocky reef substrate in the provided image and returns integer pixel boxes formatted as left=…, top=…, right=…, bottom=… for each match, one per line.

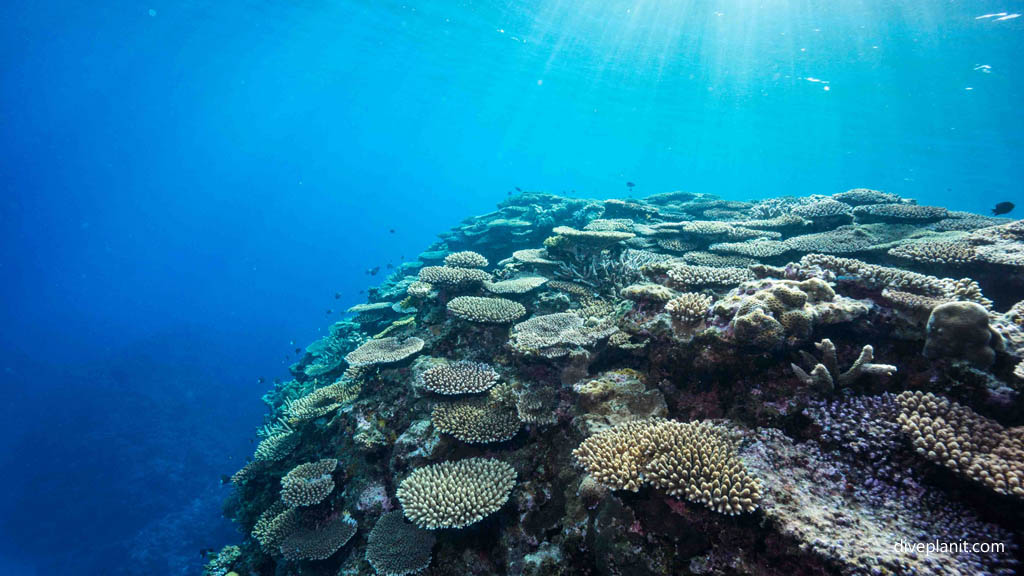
left=208, top=189, right=1024, bottom=576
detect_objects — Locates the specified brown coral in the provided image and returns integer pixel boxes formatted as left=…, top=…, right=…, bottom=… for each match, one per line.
left=417, top=361, right=500, bottom=395
left=446, top=296, right=526, bottom=323
left=572, top=419, right=760, bottom=515
left=896, top=391, right=1024, bottom=498
left=431, top=397, right=522, bottom=444
left=280, top=459, right=338, bottom=507
left=344, top=336, right=425, bottom=367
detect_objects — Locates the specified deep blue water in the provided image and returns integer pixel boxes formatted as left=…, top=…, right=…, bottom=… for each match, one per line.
left=0, top=1, right=1020, bottom=574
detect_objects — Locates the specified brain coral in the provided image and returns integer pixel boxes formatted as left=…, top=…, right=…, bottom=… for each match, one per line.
left=280, top=459, right=339, bottom=507
left=444, top=250, right=489, bottom=268
left=418, top=265, right=491, bottom=288
left=896, top=391, right=1024, bottom=498
left=573, top=419, right=760, bottom=515
left=365, top=511, right=436, bottom=576
left=417, top=361, right=500, bottom=395
left=344, top=336, right=424, bottom=367
left=431, top=397, right=522, bottom=443
left=923, top=301, right=1002, bottom=368
left=397, top=457, right=517, bottom=529
left=446, top=296, right=527, bottom=323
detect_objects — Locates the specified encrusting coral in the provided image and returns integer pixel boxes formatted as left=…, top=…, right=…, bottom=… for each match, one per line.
left=396, top=457, right=517, bottom=529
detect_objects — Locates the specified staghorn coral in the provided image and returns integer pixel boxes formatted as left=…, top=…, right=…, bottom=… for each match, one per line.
left=573, top=419, right=760, bottom=514
left=365, top=511, right=436, bottom=576
left=285, top=380, right=360, bottom=423
left=418, top=265, right=491, bottom=288
left=417, top=361, right=500, bottom=395
left=508, top=312, right=617, bottom=358
left=896, top=391, right=1024, bottom=498
left=444, top=250, right=489, bottom=268
left=446, top=295, right=526, bottom=323
left=924, top=301, right=1002, bottom=368
left=397, top=457, right=517, bottom=529
left=664, top=292, right=712, bottom=323
left=280, top=459, right=338, bottom=507
left=344, top=336, right=425, bottom=367
left=483, top=275, right=548, bottom=294
left=431, top=396, right=522, bottom=443
left=790, top=339, right=896, bottom=393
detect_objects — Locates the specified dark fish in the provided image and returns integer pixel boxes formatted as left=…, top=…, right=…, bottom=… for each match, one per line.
left=992, top=201, right=1014, bottom=215
left=219, top=475, right=231, bottom=485
left=326, top=309, right=333, bottom=315
left=257, top=377, right=264, bottom=384
left=366, top=266, right=380, bottom=276
left=334, top=292, right=341, bottom=299
left=200, top=548, right=214, bottom=558
left=515, top=186, right=522, bottom=192
left=359, top=289, right=365, bottom=294
left=626, top=181, right=635, bottom=188
left=294, top=348, right=301, bottom=354
left=389, top=229, right=396, bottom=234
left=386, top=263, right=394, bottom=269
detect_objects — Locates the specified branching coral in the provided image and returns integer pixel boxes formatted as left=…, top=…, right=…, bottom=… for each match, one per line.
left=417, top=361, right=500, bottom=395
left=285, top=380, right=360, bottom=423
left=444, top=250, right=489, bottom=268
left=281, top=459, right=339, bottom=507
left=508, top=312, right=617, bottom=358
left=397, top=458, right=517, bottom=529
left=344, top=336, right=425, bottom=367
left=431, top=397, right=521, bottom=443
left=790, top=339, right=896, bottom=393
left=446, top=296, right=527, bottom=323
left=365, top=511, right=436, bottom=576
left=664, top=292, right=712, bottom=323
left=572, top=419, right=760, bottom=515
left=896, top=391, right=1024, bottom=498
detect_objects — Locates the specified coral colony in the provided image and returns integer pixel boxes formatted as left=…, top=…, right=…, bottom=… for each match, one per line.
left=208, top=190, right=1024, bottom=576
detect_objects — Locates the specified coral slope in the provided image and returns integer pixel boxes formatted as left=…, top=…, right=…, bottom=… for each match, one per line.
left=209, top=190, right=1024, bottom=576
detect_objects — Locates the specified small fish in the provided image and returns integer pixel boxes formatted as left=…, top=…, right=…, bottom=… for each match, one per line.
left=295, top=348, right=301, bottom=354
left=515, top=186, right=522, bottom=192
left=389, top=229, right=396, bottom=234
left=200, top=548, right=214, bottom=558
left=219, top=475, right=231, bottom=485
left=626, top=181, right=635, bottom=188
left=326, top=308, right=333, bottom=315
left=257, top=377, right=265, bottom=384
left=992, top=202, right=1015, bottom=216
left=334, top=292, right=341, bottom=299
left=386, top=263, right=394, bottom=269
left=359, top=289, right=365, bottom=294
left=366, top=266, right=380, bottom=276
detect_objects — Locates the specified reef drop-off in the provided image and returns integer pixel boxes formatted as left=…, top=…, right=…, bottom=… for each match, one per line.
left=209, top=189, right=1024, bottom=576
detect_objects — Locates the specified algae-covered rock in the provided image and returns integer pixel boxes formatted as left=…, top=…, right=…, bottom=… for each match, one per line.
left=924, top=301, right=1002, bottom=368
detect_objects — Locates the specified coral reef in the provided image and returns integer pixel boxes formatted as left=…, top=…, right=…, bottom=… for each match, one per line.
left=218, top=189, right=1023, bottom=576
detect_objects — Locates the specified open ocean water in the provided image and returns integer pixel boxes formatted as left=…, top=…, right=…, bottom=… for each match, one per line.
left=0, top=1, right=1021, bottom=575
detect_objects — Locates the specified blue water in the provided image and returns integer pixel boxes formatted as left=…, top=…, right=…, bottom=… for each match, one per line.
left=0, top=1, right=1020, bottom=574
